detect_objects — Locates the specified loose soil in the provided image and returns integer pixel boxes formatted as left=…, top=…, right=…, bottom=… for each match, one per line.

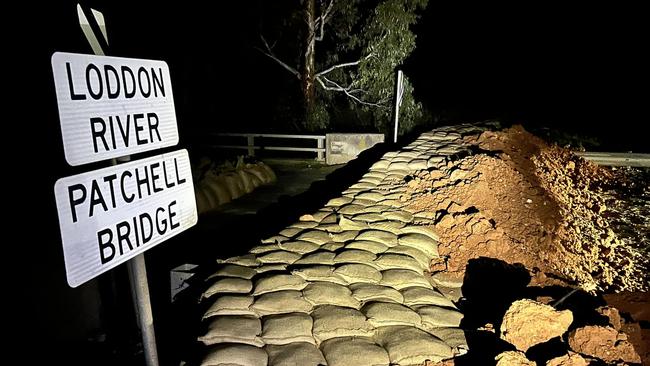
left=400, top=125, right=649, bottom=365
left=404, top=125, right=647, bottom=292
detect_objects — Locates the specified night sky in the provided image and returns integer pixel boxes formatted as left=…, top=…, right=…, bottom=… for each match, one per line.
left=25, top=1, right=648, bottom=151
left=8, top=0, right=648, bottom=360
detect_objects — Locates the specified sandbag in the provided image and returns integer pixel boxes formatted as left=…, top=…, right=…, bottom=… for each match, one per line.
left=255, top=264, right=287, bottom=274
left=278, top=240, right=320, bottom=255
left=253, top=274, right=307, bottom=296
left=222, top=173, right=244, bottom=200
left=345, top=240, right=390, bottom=254
left=379, top=269, right=433, bottom=290
left=256, top=250, right=301, bottom=265
left=338, top=216, right=368, bottom=231
left=203, top=295, right=256, bottom=318
left=384, top=246, right=430, bottom=269
left=356, top=230, right=398, bottom=246
left=334, top=263, right=382, bottom=284
left=207, top=264, right=257, bottom=281
left=318, top=223, right=343, bottom=233
left=250, top=244, right=282, bottom=255
left=203, top=178, right=231, bottom=206
left=199, top=315, right=263, bottom=347
left=367, top=220, right=404, bottom=234
left=380, top=210, right=414, bottom=223
left=265, top=342, right=326, bottom=366
left=219, top=254, right=261, bottom=267
left=355, top=192, right=386, bottom=202
left=195, top=188, right=210, bottom=214
left=291, top=265, right=348, bottom=285
left=360, top=204, right=391, bottom=213
left=427, top=327, right=468, bottom=355
left=278, top=227, right=302, bottom=238
left=415, top=305, right=464, bottom=328
left=321, top=242, right=345, bottom=252
left=338, top=204, right=365, bottom=215
left=330, top=230, right=359, bottom=243
left=261, top=312, right=315, bottom=345
left=375, top=326, right=453, bottom=365
left=302, top=282, right=360, bottom=309
left=204, top=177, right=233, bottom=207
left=201, top=344, right=268, bottom=366
left=250, top=290, right=313, bottom=316
left=247, top=164, right=270, bottom=184
left=320, top=337, right=390, bottom=366
left=333, top=249, right=378, bottom=267
left=398, top=226, right=440, bottom=241
left=353, top=213, right=386, bottom=223
left=398, top=233, right=439, bottom=258
left=237, top=169, right=255, bottom=194
left=326, top=196, right=353, bottom=207
left=261, top=235, right=289, bottom=244
left=362, top=301, right=422, bottom=328
left=292, top=251, right=336, bottom=266
left=311, top=305, right=374, bottom=342
left=258, top=163, right=277, bottom=183
left=203, top=278, right=253, bottom=299
left=295, top=229, right=331, bottom=245
left=374, top=253, right=425, bottom=272
left=349, top=283, right=404, bottom=304
left=400, top=286, right=456, bottom=308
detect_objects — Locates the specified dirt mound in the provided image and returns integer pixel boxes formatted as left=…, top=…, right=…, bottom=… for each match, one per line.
left=403, top=125, right=648, bottom=292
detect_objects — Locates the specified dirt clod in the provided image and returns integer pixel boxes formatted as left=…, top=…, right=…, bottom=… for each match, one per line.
left=500, top=299, right=573, bottom=351
left=495, top=351, right=536, bottom=366
left=545, top=352, right=589, bottom=366
left=567, top=325, right=641, bottom=364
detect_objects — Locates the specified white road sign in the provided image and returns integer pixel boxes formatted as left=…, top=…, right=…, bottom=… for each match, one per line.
left=54, top=149, right=197, bottom=287
left=51, top=52, right=179, bottom=166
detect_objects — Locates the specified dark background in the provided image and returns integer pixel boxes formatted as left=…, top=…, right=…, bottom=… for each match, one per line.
left=8, top=0, right=648, bottom=364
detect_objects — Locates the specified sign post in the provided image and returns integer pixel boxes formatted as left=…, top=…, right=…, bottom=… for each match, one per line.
left=51, top=6, right=197, bottom=365
left=392, top=69, right=404, bottom=143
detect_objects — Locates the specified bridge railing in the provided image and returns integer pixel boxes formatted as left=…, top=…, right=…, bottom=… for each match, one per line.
left=210, top=133, right=326, bottom=161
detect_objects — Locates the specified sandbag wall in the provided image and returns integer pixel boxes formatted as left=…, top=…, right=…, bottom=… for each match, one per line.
left=195, top=162, right=277, bottom=214
left=197, top=124, right=490, bottom=366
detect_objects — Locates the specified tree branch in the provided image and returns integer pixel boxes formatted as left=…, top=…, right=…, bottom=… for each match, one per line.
left=316, top=53, right=372, bottom=76
left=256, top=35, right=300, bottom=79
left=315, top=0, right=334, bottom=41
left=316, top=76, right=386, bottom=107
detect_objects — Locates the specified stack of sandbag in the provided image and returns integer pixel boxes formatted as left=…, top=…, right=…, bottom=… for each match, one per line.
left=195, top=161, right=277, bottom=214
left=192, top=123, right=502, bottom=366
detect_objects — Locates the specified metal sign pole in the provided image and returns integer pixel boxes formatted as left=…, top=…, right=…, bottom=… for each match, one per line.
left=393, top=70, right=404, bottom=143
left=127, top=254, right=160, bottom=366
left=77, top=5, right=159, bottom=365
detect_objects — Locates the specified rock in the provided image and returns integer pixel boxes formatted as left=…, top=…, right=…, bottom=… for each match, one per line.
left=500, top=299, right=573, bottom=351
left=567, top=325, right=641, bottom=364
left=545, top=352, right=589, bottom=366
left=495, top=351, right=535, bottom=366
left=597, top=306, right=622, bottom=330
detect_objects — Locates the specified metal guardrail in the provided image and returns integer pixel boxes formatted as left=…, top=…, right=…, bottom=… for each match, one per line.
left=211, top=133, right=326, bottom=161
left=576, top=152, right=650, bottom=167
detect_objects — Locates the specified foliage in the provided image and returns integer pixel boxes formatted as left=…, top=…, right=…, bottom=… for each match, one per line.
left=259, top=0, right=429, bottom=134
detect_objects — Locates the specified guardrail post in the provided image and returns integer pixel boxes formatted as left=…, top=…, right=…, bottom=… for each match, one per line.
left=247, top=135, right=255, bottom=157
left=317, top=138, right=325, bottom=161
